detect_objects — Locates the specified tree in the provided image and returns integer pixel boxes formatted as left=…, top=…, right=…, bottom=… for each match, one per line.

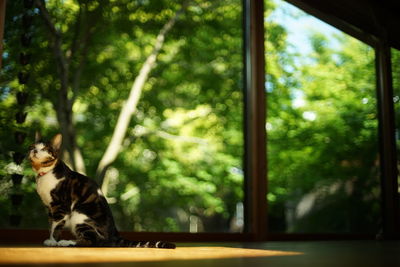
left=33, top=0, right=108, bottom=173
left=267, top=27, right=380, bottom=233
left=1, top=0, right=245, bottom=231
left=96, top=2, right=188, bottom=189
left=1, top=0, right=383, bottom=233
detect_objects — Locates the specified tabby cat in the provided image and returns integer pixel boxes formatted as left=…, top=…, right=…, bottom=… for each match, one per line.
left=28, top=133, right=175, bottom=248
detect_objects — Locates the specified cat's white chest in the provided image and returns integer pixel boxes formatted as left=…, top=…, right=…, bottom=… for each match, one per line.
left=36, top=173, right=64, bottom=206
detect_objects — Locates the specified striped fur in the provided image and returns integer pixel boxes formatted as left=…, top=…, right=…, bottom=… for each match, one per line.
left=29, top=133, right=175, bottom=249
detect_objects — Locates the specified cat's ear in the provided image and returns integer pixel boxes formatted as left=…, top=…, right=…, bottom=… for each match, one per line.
left=35, top=131, right=42, bottom=142
left=51, top=133, right=62, bottom=151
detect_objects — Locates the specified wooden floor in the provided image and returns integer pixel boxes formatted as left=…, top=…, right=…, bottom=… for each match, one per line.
left=1, top=241, right=400, bottom=266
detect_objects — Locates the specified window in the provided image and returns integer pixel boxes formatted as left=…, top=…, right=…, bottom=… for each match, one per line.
left=0, top=0, right=244, bottom=233
left=265, top=0, right=380, bottom=233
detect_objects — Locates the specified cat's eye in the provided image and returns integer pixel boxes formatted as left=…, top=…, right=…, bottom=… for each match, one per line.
left=42, top=159, right=54, bottom=164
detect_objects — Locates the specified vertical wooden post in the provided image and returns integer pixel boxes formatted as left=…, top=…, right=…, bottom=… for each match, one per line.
left=376, top=41, right=400, bottom=239
left=0, top=0, right=6, bottom=69
left=243, top=0, right=267, bottom=241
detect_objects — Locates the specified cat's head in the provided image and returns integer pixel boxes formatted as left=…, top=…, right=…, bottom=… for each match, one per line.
left=28, top=133, right=62, bottom=175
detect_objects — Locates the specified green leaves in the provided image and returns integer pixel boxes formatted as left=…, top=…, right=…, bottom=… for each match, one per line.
left=1, top=0, right=382, bottom=233
left=266, top=3, right=379, bottom=233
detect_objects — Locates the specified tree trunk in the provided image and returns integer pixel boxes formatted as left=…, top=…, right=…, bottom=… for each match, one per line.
left=96, top=5, right=187, bottom=190
left=35, top=0, right=87, bottom=173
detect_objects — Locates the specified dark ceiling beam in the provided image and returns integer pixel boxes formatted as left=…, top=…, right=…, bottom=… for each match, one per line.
left=284, top=0, right=400, bottom=50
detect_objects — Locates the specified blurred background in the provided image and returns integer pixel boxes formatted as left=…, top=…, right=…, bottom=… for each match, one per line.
left=2, top=0, right=398, bottom=234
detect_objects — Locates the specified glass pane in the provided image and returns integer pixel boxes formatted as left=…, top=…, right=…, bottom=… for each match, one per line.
left=0, top=0, right=244, bottom=233
left=265, top=0, right=380, bottom=233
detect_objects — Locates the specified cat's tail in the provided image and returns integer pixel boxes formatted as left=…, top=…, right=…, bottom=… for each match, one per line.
left=115, top=238, right=176, bottom=249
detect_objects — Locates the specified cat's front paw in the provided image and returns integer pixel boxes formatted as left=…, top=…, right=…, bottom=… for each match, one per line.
left=57, top=240, right=77, bottom=247
left=43, top=238, right=58, bottom=247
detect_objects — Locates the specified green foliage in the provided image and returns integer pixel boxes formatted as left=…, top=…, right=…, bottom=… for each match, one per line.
left=1, top=0, right=244, bottom=232
left=0, top=0, right=383, bottom=233
left=266, top=10, right=380, bottom=232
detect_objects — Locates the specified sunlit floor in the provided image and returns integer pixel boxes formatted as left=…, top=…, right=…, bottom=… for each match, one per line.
left=1, top=241, right=399, bottom=266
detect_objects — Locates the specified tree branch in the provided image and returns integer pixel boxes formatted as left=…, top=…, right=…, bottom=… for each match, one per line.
left=35, top=0, right=86, bottom=173
left=35, top=0, right=68, bottom=78
left=71, top=10, right=98, bottom=104
left=68, top=1, right=83, bottom=64
left=132, top=125, right=209, bottom=145
left=96, top=3, right=189, bottom=188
